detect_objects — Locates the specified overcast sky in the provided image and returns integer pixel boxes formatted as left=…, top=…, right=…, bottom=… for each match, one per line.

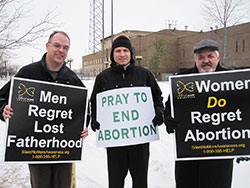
left=6, top=0, right=226, bottom=69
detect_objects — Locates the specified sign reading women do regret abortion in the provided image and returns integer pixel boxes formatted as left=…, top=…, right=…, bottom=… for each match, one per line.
left=170, top=69, right=250, bottom=160
left=96, top=87, right=159, bottom=147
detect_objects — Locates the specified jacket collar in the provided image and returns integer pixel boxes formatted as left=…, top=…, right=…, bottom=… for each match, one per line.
left=40, top=53, right=67, bottom=74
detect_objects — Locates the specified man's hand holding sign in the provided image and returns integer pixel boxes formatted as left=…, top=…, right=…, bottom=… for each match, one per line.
left=2, top=105, right=13, bottom=121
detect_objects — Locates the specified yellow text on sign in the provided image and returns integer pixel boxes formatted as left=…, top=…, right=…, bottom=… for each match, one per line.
left=207, top=96, right=227, bottom=108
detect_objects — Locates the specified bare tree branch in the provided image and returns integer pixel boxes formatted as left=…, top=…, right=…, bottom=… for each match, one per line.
left=201, top=0, right=250, bottom=66
left=202, top=0, right=250, bottom=28
left=2, top=10, right=58, bottom=50
left=0, top=0, right=59, bottom=54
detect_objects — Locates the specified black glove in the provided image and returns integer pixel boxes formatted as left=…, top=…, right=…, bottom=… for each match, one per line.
left=164, top=116, right=178, bottom=134
left=152, top=107, right=163, bottom=126
left=91, top=120, right=100, bottom=132
left=236, top=157, right=250, bottom=164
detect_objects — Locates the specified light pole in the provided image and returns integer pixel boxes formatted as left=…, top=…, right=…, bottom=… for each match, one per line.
left=66, top=58, right=73, bottom=69
left=3, top=59, right=8, bottom=77
left=135, top=56, right=143, bottom=66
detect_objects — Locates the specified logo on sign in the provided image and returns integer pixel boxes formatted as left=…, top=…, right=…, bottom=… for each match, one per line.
left=16, top=83, right=35, bottom=102
left=176, top=81, right=195, bottom=99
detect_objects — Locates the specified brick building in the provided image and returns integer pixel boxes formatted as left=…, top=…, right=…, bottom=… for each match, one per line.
left=82, top=22, right=250, bottom=79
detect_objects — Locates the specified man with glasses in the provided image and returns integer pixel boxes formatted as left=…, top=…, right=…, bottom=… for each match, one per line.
left=0, top=31, right=88, bottom=188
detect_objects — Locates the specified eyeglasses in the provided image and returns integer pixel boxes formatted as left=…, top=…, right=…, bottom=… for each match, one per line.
left=49, top=42, right=70, bottom=51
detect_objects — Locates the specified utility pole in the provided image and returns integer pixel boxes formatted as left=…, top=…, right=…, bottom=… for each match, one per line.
left=102, top=0, right=104, bottom=70
left=111, top=0, right=113, bottom=43
left=88, top=0, right=104, bottom=53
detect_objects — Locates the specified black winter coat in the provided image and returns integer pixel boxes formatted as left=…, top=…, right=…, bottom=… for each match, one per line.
left=164, top=63, right=233, bottom=188
left=90, top=61, right=164, bottom=121
left=0, top=53, right=85, bottom=121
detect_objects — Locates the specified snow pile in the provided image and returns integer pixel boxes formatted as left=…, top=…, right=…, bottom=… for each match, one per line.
left=0, top=80, right=249, bottom=187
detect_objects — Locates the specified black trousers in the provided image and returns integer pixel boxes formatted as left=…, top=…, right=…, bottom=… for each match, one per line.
left=107, top=143, right=150, bottom=188
left=28, top=163, right=72, bottom=188
left=175, top=159, right=233, bottom=188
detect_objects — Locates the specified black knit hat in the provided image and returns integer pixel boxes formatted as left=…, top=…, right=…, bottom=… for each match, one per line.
left=112, top=35, right=132, bottom=52
left=110, top=35, right=134, bottom=65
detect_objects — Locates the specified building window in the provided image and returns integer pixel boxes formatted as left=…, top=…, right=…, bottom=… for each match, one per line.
left=243, top=40, right=245, bottom=52
left=236, top=40, right=238, bottom=52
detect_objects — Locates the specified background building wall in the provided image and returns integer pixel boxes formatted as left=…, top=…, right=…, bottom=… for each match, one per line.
left=82, top=22, right=250, bottom=78
left=177, top=22, right=250, bottom=69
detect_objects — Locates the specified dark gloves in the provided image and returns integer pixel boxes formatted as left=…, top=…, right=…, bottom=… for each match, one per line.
left=236, top=157, right=250, bottom=164
left=86, top=114, right=90, bottom=127
left=152, top=107, right=164, bottom=126
left=164, top=116, right=178, bottom=134
left=91, top=119, right=100, bottom=132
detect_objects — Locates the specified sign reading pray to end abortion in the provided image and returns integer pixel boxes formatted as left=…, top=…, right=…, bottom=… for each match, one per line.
left=4, top=77, right=88, bottom=163
left=96, top=87, right=159, bottom=148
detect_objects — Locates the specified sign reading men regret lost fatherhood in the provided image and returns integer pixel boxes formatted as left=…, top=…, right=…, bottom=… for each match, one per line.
left=4, top=77, right=88, bottom=163
left=96, top=87, right=159, bottom=148
left=170, top=69, right=250, bottom=160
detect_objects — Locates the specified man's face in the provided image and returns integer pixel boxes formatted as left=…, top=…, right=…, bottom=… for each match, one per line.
left=46, top=33, right=70, bottom=68
left=195, top=49, right=220, bottom=73
left=113, top=47, right=131, bottom=66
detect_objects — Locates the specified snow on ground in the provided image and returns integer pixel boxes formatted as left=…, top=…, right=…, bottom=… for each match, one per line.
left=0, top=79, right=249, bottom=188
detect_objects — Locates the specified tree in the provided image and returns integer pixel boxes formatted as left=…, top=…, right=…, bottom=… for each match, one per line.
left=148, top=40, right=169, bottom=80
left=0, top=0, right=57, bottom=60
left=202, top=0, right=250, bottom=66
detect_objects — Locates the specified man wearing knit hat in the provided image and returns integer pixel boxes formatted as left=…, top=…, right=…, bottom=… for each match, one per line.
left=90, top=35, right=164, bottom=188
left=164, top=39, right=233, bottom=188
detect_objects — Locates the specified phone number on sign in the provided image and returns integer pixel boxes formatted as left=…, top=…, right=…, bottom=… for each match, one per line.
left=32, top=154, right=61, bottom=159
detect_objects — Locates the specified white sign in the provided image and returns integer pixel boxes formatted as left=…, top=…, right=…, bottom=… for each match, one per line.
left=96, top=87, right=159, bottom=147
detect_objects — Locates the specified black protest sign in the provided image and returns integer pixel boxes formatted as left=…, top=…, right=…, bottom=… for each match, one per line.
left=170, top=69, right=250, bottom=160
left=4, top=77, right=88, bottom=163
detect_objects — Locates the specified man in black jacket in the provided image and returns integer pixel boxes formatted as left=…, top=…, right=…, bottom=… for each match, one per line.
left=164, top=39, right=233, bottom=188
left=0, top=31, right=88, bottom=188
left=90, top=35, right=164, bottom=188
